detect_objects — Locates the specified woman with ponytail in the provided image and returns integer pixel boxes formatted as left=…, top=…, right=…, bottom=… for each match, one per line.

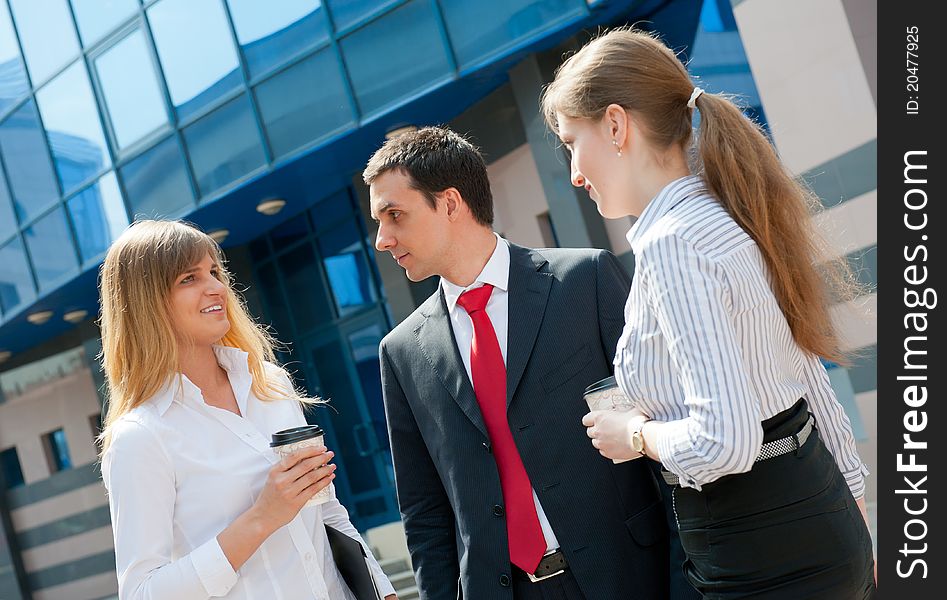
left=98, top=220, right=395, bottom=599
left=544, top=28, right=875, bottom=598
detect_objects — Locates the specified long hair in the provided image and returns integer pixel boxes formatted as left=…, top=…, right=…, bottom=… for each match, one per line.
left=541, top=27, right=859, bottom=364
left=97, top=220, right=310, bottom=452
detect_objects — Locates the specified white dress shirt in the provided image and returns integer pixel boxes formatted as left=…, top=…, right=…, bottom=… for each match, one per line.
left=440, top=234, right=561, bottom=553
left=102, top=344, right=396, bottom=600
left=615, top=175, right=869, bottom=497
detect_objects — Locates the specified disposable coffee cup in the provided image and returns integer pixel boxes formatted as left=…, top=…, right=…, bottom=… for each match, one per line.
left=270, top=425, right=335, bottom=507
left=583, top=376, right=639, bottom=464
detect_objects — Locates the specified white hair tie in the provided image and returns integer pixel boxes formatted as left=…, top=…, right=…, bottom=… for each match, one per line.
left=687, top=87, right=704, bottom=109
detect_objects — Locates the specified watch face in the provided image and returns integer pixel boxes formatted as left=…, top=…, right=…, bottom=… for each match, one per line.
left=632, top=433, right=644, bottom=453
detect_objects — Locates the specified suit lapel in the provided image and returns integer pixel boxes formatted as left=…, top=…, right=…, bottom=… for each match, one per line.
left=414, top=290, right=488, bottom=437
left=506, top=244, right=552, bottom=407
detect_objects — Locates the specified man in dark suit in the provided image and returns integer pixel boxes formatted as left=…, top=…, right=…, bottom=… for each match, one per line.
left=364, top=127, right=670, bottom=600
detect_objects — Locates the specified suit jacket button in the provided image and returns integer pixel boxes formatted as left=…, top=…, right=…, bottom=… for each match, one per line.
left=493, top=504, right=504, bottom=517
left=499, top=574, right=511, bottom=587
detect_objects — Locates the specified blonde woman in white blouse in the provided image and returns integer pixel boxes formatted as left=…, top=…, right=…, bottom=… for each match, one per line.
left=542, top=29, right=875, bottom=599
left=98, top=220, right=396, bottom=600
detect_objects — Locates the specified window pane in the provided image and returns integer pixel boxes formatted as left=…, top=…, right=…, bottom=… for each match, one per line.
left=95, top=29, right=169, bottom=150
left=67, top=171, right=128, bottom=262
left=277, top=243, right=332, bottom=331
left=8, top=0, right=80, bottom=85
left=70, top=0, right=139, bottom=45
left=148, top=0, right=242, bottom=120
left=0, top=170, right=17, bottom=242
left=269, top=212, right=310, bottom=253
left=226, top=0, right=328, bottom=78
left=339, top=0, right=452, bottom=116
left=309, top=188, right=353, bottom=232
left=1, top=446, right=25, bottom=489
left=120, top=136, right=194, bottom=219
left=43, top=428, right=73, bottom=472
left=183, top=94, right=265, bottom=196
left=318, top=218, right=376, bottom=316
left=255, top=261, right=294, bottom=338
left=255, top=48, right=354, bottom=159
left=0, top=236, right=35, bottom=313
left=0, top=100, right=60, bottom=222
left=348, top=324, right=390, bottom=454
left=440, top=0, right=584, bottom=68
left=37, top=61, right=112, bottom=195
left=0, top=2, right=29, bottom=113
left=326, top=0, right=398, bottom=32
left=24, top=207, right=78, bottom=289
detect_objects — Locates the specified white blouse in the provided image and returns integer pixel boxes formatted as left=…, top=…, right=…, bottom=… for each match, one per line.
left=102, top=345, right=395, bottom=599
left=615, top=176, right=868, bottom=498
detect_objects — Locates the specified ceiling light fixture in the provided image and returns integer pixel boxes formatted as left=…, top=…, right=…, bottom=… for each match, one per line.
left=27, top=310, right=54, bottom=325
left=208, top=229, right=230, bottom=243
left=384, top=124, right=418, bottom=140
left=256, top=198, right=286, bottom=216
left=63, top=309, right=89, bottom=324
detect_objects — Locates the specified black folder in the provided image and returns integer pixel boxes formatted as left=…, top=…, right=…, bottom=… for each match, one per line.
left=325, top=525, right=381, bottom=600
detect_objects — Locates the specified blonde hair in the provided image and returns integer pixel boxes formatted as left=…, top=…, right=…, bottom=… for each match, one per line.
left=97, top=220, right=311, bottom=452
left=542, top=27, right=859, bottom=364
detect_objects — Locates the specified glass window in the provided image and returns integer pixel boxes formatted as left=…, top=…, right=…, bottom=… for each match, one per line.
left=0, top=100, right=60, bottom=223
left=439, top=0, right=583, bottom=68
left=255, top=47, right=354, bottom=159
left=309, top=188, right=353, bottom=232
left=1, top=446, right=25, bottom=489
left=226, top=0, right=329, bottom=79
left=326, top=0, right=399, bottom=32
left=0, top=2, right=29, bottom=113
left=95, top=29, right=170, bottom=151
left=70, top=0, right=139, bottom=46
left=147, top=0, right=242, bottom=120
left=277, top=243, right=333, bottom=331
left=269, top=212, right=310, bottom=253
left=36, top=61, right=112, bottom=195
left=7, top=0, right=80, bottom=85
left=120, top=135, right=194, bottom=219
left=67, top=172, right=128, bottom=262
left=318, top=218, right=376, bottom=316
left=42, top=428, right=73, bottom=472
left=0, top=169, right=17, bottom=242
left=0, top=236, right=35, bottom=313
left=255, top=261, right=294, bottom=338
left=348, top=323, right=390, bottom=454
left=182, top=94, right=265, bottom=196
left=339, top=0, right=452, bottom=116
left=24, top=207, right=79, bottom=289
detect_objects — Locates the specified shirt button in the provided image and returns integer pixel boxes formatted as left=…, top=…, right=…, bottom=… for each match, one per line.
left=499, top=574, right=511, bottom=587
left=493, top=505, right=504, bottom=517
left=305, top=552, right=313, bottom=562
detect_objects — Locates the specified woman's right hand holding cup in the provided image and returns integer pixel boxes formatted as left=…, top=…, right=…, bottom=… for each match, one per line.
left=253, top=445, right=336, bottom=532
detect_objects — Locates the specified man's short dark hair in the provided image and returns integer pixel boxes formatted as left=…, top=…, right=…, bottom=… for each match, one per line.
left=363, top=126, right=494, bottom=227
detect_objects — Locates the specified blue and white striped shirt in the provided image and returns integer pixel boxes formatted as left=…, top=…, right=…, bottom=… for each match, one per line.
left=615, top=175, right=868, bottom=498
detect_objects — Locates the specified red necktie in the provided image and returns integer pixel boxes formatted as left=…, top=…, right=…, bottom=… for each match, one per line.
left=456, top=284, right=546, bottom=574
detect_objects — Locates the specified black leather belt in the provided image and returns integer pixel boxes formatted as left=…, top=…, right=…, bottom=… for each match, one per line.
left=515, top=550, right=568, bottom=583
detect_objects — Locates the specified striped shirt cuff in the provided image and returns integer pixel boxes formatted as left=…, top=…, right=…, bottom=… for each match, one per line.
left=845, top=463, right=870, bottom=500
left=191, top=536, right=239, bottom=597
left=655, top=418, right=704, bottom=490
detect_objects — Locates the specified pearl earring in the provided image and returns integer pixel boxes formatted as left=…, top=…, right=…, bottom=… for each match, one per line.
left=613, top=139, right=622, bottom=157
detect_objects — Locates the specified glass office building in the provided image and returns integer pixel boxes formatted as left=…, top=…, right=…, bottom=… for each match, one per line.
left=1, top=1, right=876, bottom=598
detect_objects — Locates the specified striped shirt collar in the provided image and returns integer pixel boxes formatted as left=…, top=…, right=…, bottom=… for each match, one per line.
left=626, top=175, right=706, bottom=254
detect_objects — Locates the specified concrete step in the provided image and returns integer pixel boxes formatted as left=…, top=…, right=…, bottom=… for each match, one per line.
left=388, top=569, right=417, bottom=589
left=378, top=557, right=412, bottom=577
left=395, top=585, right=420, bottom=600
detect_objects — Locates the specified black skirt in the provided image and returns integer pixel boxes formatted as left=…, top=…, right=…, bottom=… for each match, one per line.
left=665, top=400, right=876, bottom=599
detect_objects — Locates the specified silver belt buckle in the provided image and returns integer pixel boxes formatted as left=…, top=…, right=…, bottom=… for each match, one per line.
left=527, top=568, right=565, bottom=583
left=526, top=551, right=565, bottom=583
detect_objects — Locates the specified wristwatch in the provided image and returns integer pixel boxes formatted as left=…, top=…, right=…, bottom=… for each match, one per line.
left=630, top=419, right=647, bottom=455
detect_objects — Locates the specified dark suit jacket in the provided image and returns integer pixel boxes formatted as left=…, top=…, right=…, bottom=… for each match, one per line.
left=379, top=243, right=670, bottom=600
